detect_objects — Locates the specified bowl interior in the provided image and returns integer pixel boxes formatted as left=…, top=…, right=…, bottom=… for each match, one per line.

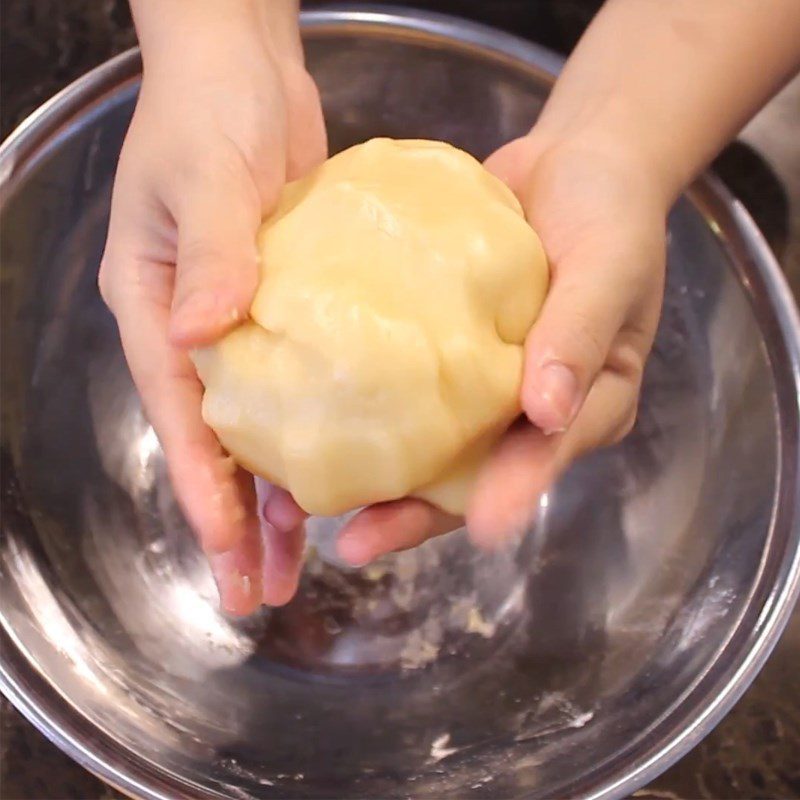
left=1, top=14, right=796, bottom=800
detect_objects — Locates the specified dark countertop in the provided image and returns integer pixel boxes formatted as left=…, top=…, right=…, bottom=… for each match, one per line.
left=1, top=2, right=798, bottom=799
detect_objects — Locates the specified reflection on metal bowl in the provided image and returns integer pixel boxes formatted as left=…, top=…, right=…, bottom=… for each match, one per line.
left=1, top=7, right=799, bottom=800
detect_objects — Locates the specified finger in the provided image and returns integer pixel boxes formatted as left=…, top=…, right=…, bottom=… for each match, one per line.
left=261, top=521, right=306, bottom=607
left=208, top=491, right=264, bottom=616
left=337, top=499, right=460, bottom=567
left=168, top=161, right=266, bottom=348
left=255, top=478, right=306, bottom=606
left=262, top=484, right=309, bottom=533
left=521, top=238, right=647, bottom=435
left=108, top=254, right=252, bottom=555
left=467, top=365, right=641, bottom=549
left=565, top=361, right=642, bottom=460
left=466, top=423, right=559, bottom=550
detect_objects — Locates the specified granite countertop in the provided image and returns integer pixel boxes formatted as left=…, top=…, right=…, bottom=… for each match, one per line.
left=1, top=2, right=798, bottom=798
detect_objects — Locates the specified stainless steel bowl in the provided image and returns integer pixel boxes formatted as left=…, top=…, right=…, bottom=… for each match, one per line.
left=2, top=7, right=800, bottom=800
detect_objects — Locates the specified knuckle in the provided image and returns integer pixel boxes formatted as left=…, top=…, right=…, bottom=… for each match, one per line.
left=178, top=237, right=229, bottom=276
left=609, top=334, right=648, bottom=383
left=211, top=144, right=249, bottom=181
left=568, top=312, right=609, bottom=370
left=178, top=140, right=249, bottom=194
left=177, top=153, right=264, bottom=222
left=200, top=141, right=253, bottom=184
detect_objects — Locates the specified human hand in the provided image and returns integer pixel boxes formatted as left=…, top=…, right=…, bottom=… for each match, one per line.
left=99, top=0, right=326, bottom=614
left=317, top=0, right=800, bottom=567
left=311, top=0, right=800, bottom=566
left=289, top=130, right=667, bottom=564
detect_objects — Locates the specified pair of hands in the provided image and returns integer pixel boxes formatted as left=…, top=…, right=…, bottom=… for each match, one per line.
left=99, top=10, right=666, bottom=615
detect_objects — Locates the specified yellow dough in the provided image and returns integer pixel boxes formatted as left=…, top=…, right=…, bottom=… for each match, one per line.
left=192, top=139, right=548, bottom=516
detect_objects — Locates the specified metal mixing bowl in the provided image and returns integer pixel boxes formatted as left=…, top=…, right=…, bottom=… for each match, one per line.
left=2, top=7, right=800, bottom=800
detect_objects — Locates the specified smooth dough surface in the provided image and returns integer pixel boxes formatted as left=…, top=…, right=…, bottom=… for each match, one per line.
left=192, top=138, right=548, bottom=516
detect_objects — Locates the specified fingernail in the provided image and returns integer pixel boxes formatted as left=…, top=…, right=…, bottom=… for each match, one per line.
left=533, top=362, right=581, bottom=434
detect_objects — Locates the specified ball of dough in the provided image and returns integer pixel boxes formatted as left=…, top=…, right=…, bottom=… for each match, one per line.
left=192, top=138, right=548, bottom=516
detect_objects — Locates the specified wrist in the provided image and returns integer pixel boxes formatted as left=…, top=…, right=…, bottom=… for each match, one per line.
left=532, top=96, right=686, bottom=210
left=132, top=0, right=302, bottom=72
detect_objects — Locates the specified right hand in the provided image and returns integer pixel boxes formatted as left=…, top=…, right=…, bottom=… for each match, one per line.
left=99, top=1, right=326, bottom=614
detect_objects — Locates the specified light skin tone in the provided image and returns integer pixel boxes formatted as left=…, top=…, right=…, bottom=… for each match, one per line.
left=101, top=0, right=800, bottom=614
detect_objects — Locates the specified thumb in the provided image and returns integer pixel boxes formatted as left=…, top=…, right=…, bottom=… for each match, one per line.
left=169, top=166, right=269, bottom=348
left=483, top=135, right=541, bottom=195
left=521, top=237, right=644, bottom=434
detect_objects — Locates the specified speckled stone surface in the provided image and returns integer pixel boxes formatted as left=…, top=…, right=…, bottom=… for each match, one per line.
left=1, top=2, right=798, bottom=799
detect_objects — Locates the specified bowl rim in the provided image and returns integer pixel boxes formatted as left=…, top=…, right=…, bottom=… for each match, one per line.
left=1, top=5, right=799, bottom=800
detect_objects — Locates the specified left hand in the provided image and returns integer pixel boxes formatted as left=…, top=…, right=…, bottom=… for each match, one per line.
left=99, top=0, right=326, bottom=615
left=264, top=130, right=668, bottom=569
